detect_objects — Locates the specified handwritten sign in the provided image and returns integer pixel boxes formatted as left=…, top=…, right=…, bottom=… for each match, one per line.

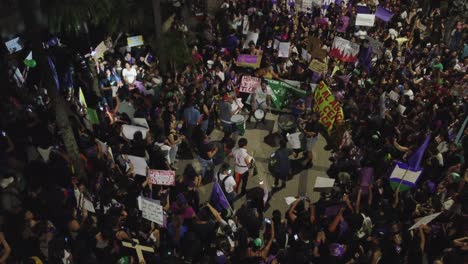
left=313, top=82, right=344, bottom=131
left=148, top=170, right=176, bottom=186
left=356, top=14, right=375, bottom=27
left=127, top=155, right=148, bottom=176
left=237, top=54, right=262, bottom=69
left=240, top=76, right=261, bottom=93
left=127, top=35, right=144, bottom=48
left=140, top=197, right=164, bottom=225
left=308, top=59, right=328, bottom=73
left=278, top=42, right=290, bottom=58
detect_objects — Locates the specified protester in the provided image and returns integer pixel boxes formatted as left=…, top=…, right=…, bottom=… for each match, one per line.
left=0, top=0, right=467, bottom=263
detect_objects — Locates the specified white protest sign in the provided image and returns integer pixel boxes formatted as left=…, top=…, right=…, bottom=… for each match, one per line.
left=5, top=37, right=23, bottom=54
left=243, top=31, right=259, bottom=49
left=117, top=101, right=136, bottom=117
left=122, top=125, right=149, bottom=140
left=278, top=42, right=291, bottom=58
left=133, top=118, right=149, bottom=129
left=82, top=198, right=96, bottom=213
left=273, top=39, right=280, bottom=50
left=148, top=170, right=176, bottom=186
left=127, top=35, right=144, bottom=48
left=240, top=76, right=261, bottom=93
left=408, top=212, right=442, bottom=230
left=287, top=132, right=302, bottom=149
left=285, top=197, right=297, bottom=205
left=397, top=104, right=406, bottom=115
left=96, top=139, right=109, bottom=154
left=127, top=155, right=148, bottom=176
left=140, top=197, right=164, bottom=225
left=356, top=14, right=376, bottom=27
left=388, top=90, right=400, bottom=102
left=314, top=177, right=335, bottom=188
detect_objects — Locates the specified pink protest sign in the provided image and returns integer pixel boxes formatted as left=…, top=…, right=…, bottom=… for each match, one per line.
left=148, top=170, right=176, bottom=186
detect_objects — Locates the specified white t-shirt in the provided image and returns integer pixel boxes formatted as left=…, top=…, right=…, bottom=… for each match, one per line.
left=232, top=147, right=250, bottom=174
left=122, top=67, right=137, bottom=84
left=255, top=85, right=272, bottom=105
left=218, top=173, right=236, bottom=193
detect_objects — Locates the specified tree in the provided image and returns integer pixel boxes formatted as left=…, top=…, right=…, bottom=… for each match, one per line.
left=19, top=0, right=87, bottom=180
left=152, top=0, right=169, bottom=74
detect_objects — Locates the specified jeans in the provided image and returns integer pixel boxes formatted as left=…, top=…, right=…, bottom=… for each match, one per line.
left=197, top=155, right=214, bottom=180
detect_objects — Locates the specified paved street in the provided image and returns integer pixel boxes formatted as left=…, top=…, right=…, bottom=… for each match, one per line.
left=177, top=111, right=332, bottom=218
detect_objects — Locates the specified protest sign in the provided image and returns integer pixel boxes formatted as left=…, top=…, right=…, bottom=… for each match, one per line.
left=308, top=59, right=328, bottom=73
left=314, top=176, right=335, bottom=189
left=140, top=197, right=164, bottom=225
left=307, top=37, right=327, bottom=60
left=96, top=139, right=109, bottom=154
left=313, top=82, right=344, bottom=130
left=148, top=170, right=176, bottom=186
left=356, top=5, right=371, bottom=14
left=240, top=76, right=261, bottom=93
left=127, top=35, right=144, bottom=48
left=375, top=6, right=393, bottom=22
left=93, top=41, right=107, bottom=60
left=122, top=125, right=149, bottom=140
left=285, top=197, right=297, bottom=205
left=356, top=14, right=375, bottom=27
left=127, top=155, right=148, bottom=176
left=337, top=16, right=350, bottom=33
left=133, top=118, right=149, bottom=129
left=117, top=101, right=136, bottom=118
left=364, top=36, right=384, bottom=57
left=329, top=37, right=359, bottom=63
left=388, top=90, right=400, bottom=102
left=237, top=54, right=262, bottom=68
left=5, top=37, right=23, bottom=54
left=243, top=31, right=259, bottom=49
left=273, top=39, right=280, bottom=50
left=278, top=42, right=290, bottom=58
left=408, top=212, right=442, bottom=230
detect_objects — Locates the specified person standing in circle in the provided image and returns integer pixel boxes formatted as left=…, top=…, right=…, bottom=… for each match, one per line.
left=231, top=138, right=252, bottom=196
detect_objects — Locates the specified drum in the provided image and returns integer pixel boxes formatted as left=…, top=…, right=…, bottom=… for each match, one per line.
left=254, top=109, right=265, bottom=121
left=277, top=114, right=297, bottom=135
left=231, top=115, right=246, bottom=136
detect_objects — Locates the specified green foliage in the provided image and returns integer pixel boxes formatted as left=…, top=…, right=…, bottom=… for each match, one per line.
left=161, top=31, right=191, bottom=69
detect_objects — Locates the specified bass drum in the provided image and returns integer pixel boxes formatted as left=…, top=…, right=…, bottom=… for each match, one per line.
left=277, top=114, right=297, bottom=138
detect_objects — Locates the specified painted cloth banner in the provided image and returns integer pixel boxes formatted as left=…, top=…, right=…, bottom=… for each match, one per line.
left=356, top=14, right=375, bottom=27
left=240, top=76, right=261, bottom=93
left=329, top=37, right=359, bottom=62
left=266, top=79, right=306, bottom=109
left=308, top=59, right=328, bottom=73
left=375, top=6, right=393, bottom=22
left=237, top=54, right=262, bottom=68
left=313, top=82, right=344, bottom=130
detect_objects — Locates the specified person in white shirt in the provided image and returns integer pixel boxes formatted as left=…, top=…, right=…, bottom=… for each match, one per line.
left=217, top=163, right=237, bottom=207
left=247, top=79, right=272, bottom=124
left=122, top=62, right=137, bottom=87
left=231, top=138, right=252, bottom=195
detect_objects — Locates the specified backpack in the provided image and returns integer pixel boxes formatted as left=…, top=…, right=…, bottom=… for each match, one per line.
left=217, top=172, right=233, bottom=195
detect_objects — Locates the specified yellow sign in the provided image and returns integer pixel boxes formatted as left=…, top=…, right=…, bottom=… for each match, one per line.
left=308, top=59, right=328, bottom=73
left=127, top=35, right=144, bottom=48
left=313, top=82, right=344, bottom=131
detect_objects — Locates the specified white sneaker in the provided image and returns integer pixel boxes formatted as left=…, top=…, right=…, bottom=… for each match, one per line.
left=0, top=177, right=14, bottom=189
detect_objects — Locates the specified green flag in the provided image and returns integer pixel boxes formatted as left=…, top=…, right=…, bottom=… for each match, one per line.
left=87, top=108, right=100, bottom=125
left=266, top=79, right=288, bottom=109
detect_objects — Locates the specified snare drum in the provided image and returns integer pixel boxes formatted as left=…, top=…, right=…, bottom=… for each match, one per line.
left=231, top=115, right=246, bottom=136
left=254, top=109, right=265, bottom=121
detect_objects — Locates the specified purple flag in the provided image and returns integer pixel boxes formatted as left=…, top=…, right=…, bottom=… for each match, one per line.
left=358, top=45, right=373, bottom=73
left=210, top=182, right=231, bottom=212
left=356, top=5, right=371, bottom=14
left=47, top=57, right=60, bottom=91
left=375, top=6, right=393, bottom=22
left=407, top=134, right=431, bottom=170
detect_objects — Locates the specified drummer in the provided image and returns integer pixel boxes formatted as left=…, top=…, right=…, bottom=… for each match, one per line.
left=247, top=79, right=272, bottom=124
left=219, top=93, right=241, bottom=133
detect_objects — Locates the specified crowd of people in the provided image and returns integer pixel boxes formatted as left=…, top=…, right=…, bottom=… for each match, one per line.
left=0, top=0, right=467, bottom=263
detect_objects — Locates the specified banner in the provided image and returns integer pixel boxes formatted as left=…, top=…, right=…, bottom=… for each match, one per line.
left=356, top=14, right=375, bottom=27
left=278, top=42, right=290, bottom=58
left=140, top=197, right=164, bottom=225
left=237, top=54, right=262, bottom=68
left=239, top=76, right=261, bottom=93
left=308, top=59, right=328, bottom=73
left=243, top=31, right=259, bottom=49
left=313, top=82, right=344, bottom=130
left=148, top=170, right=176, bottom=186
left=329, top=37, right=359, bottom=63
left=375, top=6, right=393, bottom=22
left=127, top=35, right=144, bottom=48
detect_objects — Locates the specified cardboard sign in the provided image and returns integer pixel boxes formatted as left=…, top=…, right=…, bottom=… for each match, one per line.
left=308, top=59, right=328, bottom=73
left=356, top=14, right=375, bottom=27
left=148, top=170, right=176, bottom=186
left=237, top=54, right=262, bottom=69
left=278, top=42, right=290, bottom=58
left=127, top=35, right=144, bottom=48
left=240, top=76, right=261, bottom=93
left=93, top=41, right=107, bottom=60
left=5, top=37, right=23, bottom=54
left=408, top=212, right=442, bottom=230
left=243, top=31, right=259, bottom=49
left=308, top=37, right=326, bottom=60
left=140, top=197, right=164, bottom=225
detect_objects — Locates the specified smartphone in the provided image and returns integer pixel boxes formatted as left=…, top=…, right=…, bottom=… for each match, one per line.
left=264, top=218, right=271, bottom=224
left=228, top=169, right=232, bottom=175
left=294, top=234, right=299, bottom=241
left=1, top=131, right=5, bottom=136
